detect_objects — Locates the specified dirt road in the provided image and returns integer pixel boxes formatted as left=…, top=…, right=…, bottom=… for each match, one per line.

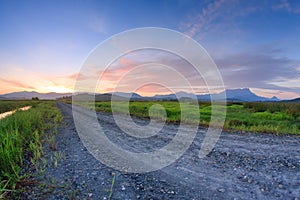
left=26, top=102, right=300, bottom=199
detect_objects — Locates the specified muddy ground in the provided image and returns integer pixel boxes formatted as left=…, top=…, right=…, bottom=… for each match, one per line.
left=23, top=102, right=300, bottom=200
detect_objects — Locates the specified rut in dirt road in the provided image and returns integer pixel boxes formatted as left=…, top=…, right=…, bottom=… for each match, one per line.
left=26, top=102, right=300, bottom=200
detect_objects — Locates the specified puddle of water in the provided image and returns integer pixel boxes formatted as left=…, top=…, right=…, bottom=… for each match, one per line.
left=0, top=106, right=32, bottom=120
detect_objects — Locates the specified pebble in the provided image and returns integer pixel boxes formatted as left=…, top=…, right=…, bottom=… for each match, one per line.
left=278, top=184, right=283, bottom=189
left=149, top=187, right=154, bottom=192
left=218, top=188, right=225, bottom=193
left=121, top=185, right=126, bottom=191
left=88, top=193, right=93, bottom=197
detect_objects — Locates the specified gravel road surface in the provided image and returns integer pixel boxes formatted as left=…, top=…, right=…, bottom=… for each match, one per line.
left=24, top=102, right=300, bottom=200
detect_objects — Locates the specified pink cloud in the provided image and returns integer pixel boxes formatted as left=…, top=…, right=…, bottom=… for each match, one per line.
left=0, top=78, right=35, bottom=94
left=99, top=57, right=138, bottom=82
left=67, top=73, right=89, bottom=81
left=135, top=83, right=173, bottom=96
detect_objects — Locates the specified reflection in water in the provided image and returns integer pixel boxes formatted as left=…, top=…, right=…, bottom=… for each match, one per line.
left=0, top=106, right=32, bottom=119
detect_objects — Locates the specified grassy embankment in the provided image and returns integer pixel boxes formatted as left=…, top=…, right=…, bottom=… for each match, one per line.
left=0, top=100, right=62, bottom=198
left=69, top=100, right=300, bottom=134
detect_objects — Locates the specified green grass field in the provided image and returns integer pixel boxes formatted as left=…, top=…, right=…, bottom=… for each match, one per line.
left=70, top=100, right=300, bottom=134
left=0, top=100, right=62, bottom=198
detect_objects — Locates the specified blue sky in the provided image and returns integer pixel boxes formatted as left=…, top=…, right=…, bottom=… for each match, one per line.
left=0, top=0, right=300, bottom=99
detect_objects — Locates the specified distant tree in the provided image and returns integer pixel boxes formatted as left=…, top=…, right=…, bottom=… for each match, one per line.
left=32, top=97, right=39, bottom=100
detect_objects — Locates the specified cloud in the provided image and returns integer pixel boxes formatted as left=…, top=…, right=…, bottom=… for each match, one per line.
left=0, top=78, right=35, bottom=92
left=179, top=0, right=300, bottom=41
left=91, top=50, right=219, bottom=94
left=269, top=78, right=300, bottom=90
left=180, top=0, right=228, bottom=39
left=67, top=73, right=89, bottom=81
left=70, top=47, right=300, bottom=97
left=1, top=71, right=78, bottom=94
left=135, top=84, right=173, bottom=96
left=177, top=0, right=300, bottom=98
left=272, top=0, right=300, bottom=13
left=179, top=0, right=258, bottom=40
left=214, top=45, right=300, bottom=94
left=251, top=87, right=299, bottom=99
left=99, top=60, right=137, bottom=83
left=180, top=0, right=225, bottom=38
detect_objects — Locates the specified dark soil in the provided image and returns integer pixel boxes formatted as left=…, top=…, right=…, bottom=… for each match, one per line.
left=22, top=102, right=300, bottom=200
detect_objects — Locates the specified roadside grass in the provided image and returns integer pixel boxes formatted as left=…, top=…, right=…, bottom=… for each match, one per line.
left=0, top=100, right=38, bottom=113
left=108, top=172, right=116, bottom=200
left=0, top=101, right=62, bottom=198
left=69, top=100, right=300, bottom=134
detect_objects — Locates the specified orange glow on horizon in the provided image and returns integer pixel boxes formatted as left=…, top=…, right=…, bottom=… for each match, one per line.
left=1, top=71, right=299, bottom=100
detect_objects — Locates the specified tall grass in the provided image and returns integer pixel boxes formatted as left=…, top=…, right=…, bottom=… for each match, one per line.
left=0, top=101, right=37, bottom=113
left=0, top=101, right=62, bottom=198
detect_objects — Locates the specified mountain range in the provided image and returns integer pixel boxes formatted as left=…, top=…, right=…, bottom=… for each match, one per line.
left=0, top=88, right=284, bottom=102
left=153, top=88, right=279, bottom=102
left=0, top=91, right=72, bottom=100
left=0, top=88, right=280, bottom=102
